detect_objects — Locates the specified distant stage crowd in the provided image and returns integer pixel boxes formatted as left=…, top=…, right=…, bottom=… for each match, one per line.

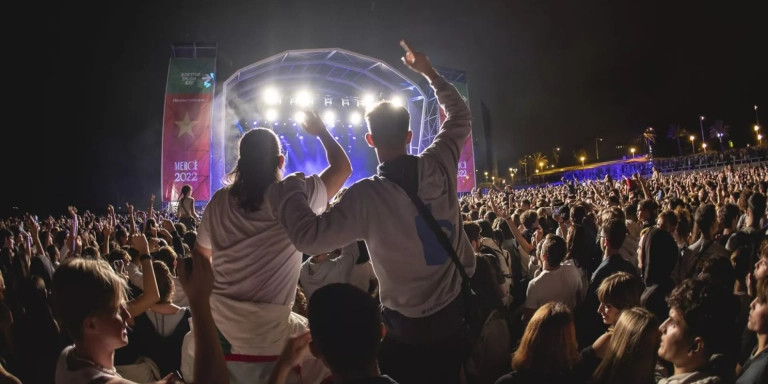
left=0, top=41, right=765, bottom=384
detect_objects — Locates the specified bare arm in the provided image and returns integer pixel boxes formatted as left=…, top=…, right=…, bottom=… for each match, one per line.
left=301, top=111, right=352, bottom=200
left=180, top=242, right=229, bottom=384
left=126, top=233, right=160, bottom=318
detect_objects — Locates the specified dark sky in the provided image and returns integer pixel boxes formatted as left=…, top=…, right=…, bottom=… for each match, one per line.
left=5, top=0, right=766, bottom=216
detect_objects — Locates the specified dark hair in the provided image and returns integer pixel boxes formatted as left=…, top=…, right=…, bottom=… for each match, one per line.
left=596, top=272, right=643, bottom=310
left=694, top=204, right=717, bottom=237
left=542, top=234, right=567, bottom=267
left=717, top=204, right=741, bottom=229
left=748, top=192, right=767, bottom=226
left=658, top=210, right=678, bottom=231
left=308, top=284, right=382, bottom=373
left=699, top=256, right=735, bottom=291
left=522, top=210, right=539, bottom=229
left=666, top=279, right=736, bottom=354
left=182, top=231, right=197, bottom=253
left=757, top=277, right=768, bottom=304
left=152, top=261, right=174, bottom=304
left=638, top=199, right=659, bottom=221
left=228, top=128, right=282, bottom=212
left=602, top=218, right=627, bottom=250
left=154, top=245, right=178, bottom=274
left=476, top=220, right=494, bottom=239
left=180, top=184, right=192, bottom=196
left=365, top=101, right=410, bottom=149
left=463, top=221, right=481, bottom=242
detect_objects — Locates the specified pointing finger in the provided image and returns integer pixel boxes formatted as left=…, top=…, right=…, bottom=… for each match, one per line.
left=399, top=39, right=413, bottom=53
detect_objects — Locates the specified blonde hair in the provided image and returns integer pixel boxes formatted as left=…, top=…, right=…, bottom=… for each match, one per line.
left=53, top=258, right=127, bottom=341
left=593, top=307, right=660, bottom=384
left=512, top=302, right=579, bottom=373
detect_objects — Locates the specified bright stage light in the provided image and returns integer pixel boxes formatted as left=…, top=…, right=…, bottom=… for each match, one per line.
left=323, top=110, right=336, bottom=125
left=349, top=111, right=362, bottom=125
left=391, top=96, right=404, bottom=107
left=295, top=91, right=313, bottom=107
left=362, top=94, right=376, bottom=107
left=264, top=88, right=280, bottom=105
left=265, top=109, right=279, bottom=122
left=294, top=111, right=306, bottom=124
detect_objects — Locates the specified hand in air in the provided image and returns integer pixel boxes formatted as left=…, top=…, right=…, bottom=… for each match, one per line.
left=400, top=40, right=436, bottom=78
left=300, top=111, right=327, bottom=137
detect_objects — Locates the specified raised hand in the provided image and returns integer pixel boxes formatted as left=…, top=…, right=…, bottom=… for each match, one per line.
left=300, top=110, right=327, bottom=137
left=128, top=232, right=151, bottom=257
left=67, top=206, right=78, bottom=218
left=400, top=40, right=438, bottom=79
left=178, top=250, right=214, bottom=306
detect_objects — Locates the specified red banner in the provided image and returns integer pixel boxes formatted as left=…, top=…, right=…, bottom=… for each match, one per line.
left=161, top=93, right=212, bottom=201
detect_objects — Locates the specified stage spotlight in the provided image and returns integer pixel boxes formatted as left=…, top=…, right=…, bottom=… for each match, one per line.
left=295, top=91, right=313, bottom=107
left=349, top=111, right=362, bottom=125
left=264, top=88, right=280, bottom=105
left=265, top=109, right=279, bottom=122
left=294, top=111, right=306, bottom=124
left=391, top=96, right=404, bottom=107
left=323, top=110, right=336, bottom=125
left=362, top=94, right=376, bottom=107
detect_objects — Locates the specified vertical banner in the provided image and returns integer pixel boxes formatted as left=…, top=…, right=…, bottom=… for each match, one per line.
left=438, top=78, right=476, bottom=193
left=161, top=58, right=215, bottom=203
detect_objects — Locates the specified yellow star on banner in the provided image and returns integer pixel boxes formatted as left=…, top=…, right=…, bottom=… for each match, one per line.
left=175, top=113, right=197, bottom=138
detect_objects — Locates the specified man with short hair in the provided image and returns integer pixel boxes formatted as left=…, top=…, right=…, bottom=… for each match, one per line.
left=685, top=204, right=729, bottom=279
left=269, top=284, right=398, bottom=384
left=637, top=199, right=659, bottom=230
left=523, top=234, right=582, bottom=320
left=278, top=41, right=474, bottom=384
left=658, top=279, right=737, bottom=383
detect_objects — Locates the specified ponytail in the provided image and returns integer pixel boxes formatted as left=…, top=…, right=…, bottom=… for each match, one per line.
left=228, top=129, right=282, bottom=212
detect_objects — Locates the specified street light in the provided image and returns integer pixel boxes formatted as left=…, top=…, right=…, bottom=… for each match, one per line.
left=538, top=161, right=544, bottom=169
left=759, top=134, right=763, bottom=145
left=702, top=143, right=707, bottom=151
left=595, top=138, right=603, bottom=160
left=630, top=147, right=636, bottom=158
left=484, top=171, right=489, bottom=182
left=580, top=156, right=585, bottom=168
left=690, top=135, right=696, bottom=154
left=699, top=116, right=706, bottom=153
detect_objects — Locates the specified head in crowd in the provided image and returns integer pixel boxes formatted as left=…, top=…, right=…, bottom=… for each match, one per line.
left=717, top=204, right=741, bottom=233
left=0, top=228, right=13, bottom=249
left=476, top=220, right=494, bottom=239
left=484, top=210, right=497, bottom=224
left=640, top=228, right=678, bottom=286
left=521, top=199, right=532, bottom=211
left=471, top=254, right=505, bottom=313
left=82, top=246, right=100, bottom=260
left=182, top=231, right=197, bottom=254
left=152, top=261, right=174, bottom=304
left=180, top=184, right=192, bottom=197
left=747, top=277, right=768, bottom=336
left=698, top=255, right=735, bottom=291
left=657, top=210, right=678, bottom=234
left=542, top=234, right=567, bottom=268
left=601, top=218, right=627, bottom=253
left=674, top=208, right=692, bottom=246
left=659, top=279, right=736, bottom=370
left=53, top=258, right=129, bottom=346
left=173, top=222, right=187, bottom=236
left=143, top=218, right=158, bottom=238
left=153, top=245, right=178, bottom=274
left=694, top=204, right=718, bottom=240
left=593, top=307, right=660, bottom=384
left=46, top=244, right=60, bottom=265
left=566, top=224, right=589, bottom=269
left=571, top=204, right=587, bottom=225
left=637, top=199, right=659, bottom=224
left=227, top=128, right=284, bottom=212
left=738, top=189, right=754, bottom=215
left=511, top=302, right=579, bottom=374
left=522, top=210, right=539, bottom=230
left=115, top=227, right=129, bottom=247
left=308, top=283, right=383, bottom=376
left=364, top=101, right=411, bottom=157
left=747, top=192, right=767, bottom=228
left=463, top=221, right=482, bottom=253
left=596, top=272, right=643, bottom=326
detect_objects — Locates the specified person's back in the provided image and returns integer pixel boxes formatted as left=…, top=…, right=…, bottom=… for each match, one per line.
left=278, top=41, right=474, bottom=384
left=189, top=117, right=350, bottom=384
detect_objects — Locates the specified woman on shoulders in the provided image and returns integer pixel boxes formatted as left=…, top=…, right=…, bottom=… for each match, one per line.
left=177, top=185, right=199, bottom=231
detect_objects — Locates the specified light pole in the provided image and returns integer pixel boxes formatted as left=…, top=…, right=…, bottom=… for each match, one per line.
left=756, top=105, right=760, bottom=126
left=699, top=116, right=706, bottom=153
left=756, top=125, right=762, bottom=146
left=595, top=138, right=603, bottom=160
left=630, top=147, right=636, bottom=158
left=690, top=135, right=695, bottom=154
left=580, top=156, right=585, bottom=168
left=758, top=134, right=763, bottom=146
left=702, top=143, right=707, bottom=152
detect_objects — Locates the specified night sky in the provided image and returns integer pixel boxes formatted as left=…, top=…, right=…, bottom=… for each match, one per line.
left=5, top=0, right=766, bottom=216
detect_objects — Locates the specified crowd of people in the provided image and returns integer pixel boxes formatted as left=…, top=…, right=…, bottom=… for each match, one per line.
left=0, top=41, right=766, bottom=384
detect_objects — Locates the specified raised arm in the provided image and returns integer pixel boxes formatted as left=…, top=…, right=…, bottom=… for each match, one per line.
left=126, top=233, right=160, bottom=318
left=301, top=111, right=352, bottom=199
